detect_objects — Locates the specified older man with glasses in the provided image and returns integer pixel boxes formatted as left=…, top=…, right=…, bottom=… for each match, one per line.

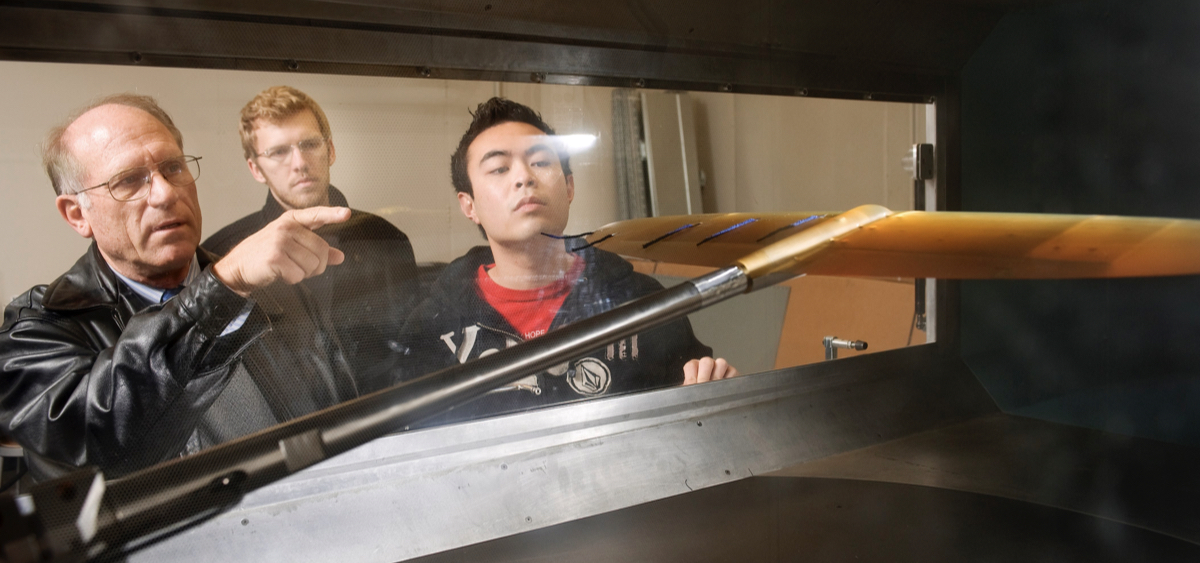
left=0, top=94, right=356, bottom=483
left=205, top=86, right=419, bottom=391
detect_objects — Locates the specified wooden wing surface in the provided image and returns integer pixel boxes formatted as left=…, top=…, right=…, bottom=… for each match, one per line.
left=584, top=205, right=1200, bottom=279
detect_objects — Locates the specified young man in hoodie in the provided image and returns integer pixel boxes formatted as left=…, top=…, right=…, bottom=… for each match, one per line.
left=397, top=98, right=735, bottom=425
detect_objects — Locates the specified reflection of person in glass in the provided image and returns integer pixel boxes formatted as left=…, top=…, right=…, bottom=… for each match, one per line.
left=396, top=97, right=736, bottom=424
left=0, top=94, right=354, bottom=482
left=204, top=86, right=419, bottom=389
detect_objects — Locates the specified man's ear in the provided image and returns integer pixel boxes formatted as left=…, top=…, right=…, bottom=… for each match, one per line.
left=247, top=159, right=268, bottom=184
left=457, top=192, right=480, bottom=224
left=565, top=174, right=575, bottom=204
left=327, top=137, right=337, bottom=167
left=56, top=195, right=93, bottom=238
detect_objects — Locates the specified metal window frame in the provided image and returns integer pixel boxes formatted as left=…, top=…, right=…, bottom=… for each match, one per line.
left=0, top=1, right=962, bottom=346
left=0, top=3, right=971, bottom=560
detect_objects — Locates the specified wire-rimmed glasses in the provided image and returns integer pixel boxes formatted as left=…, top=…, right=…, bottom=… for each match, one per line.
left=255, top=137, right=328, bottom=163
left=77, top=155, right=202, bottom=202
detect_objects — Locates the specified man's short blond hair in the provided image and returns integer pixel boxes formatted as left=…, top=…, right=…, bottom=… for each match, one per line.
left=239, top=86, right=332, bottom=160
left=43, top=93, right=184, bottom=197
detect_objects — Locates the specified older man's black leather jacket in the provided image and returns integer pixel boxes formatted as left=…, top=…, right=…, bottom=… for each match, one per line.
left=0, top=243, right=358, bottom=482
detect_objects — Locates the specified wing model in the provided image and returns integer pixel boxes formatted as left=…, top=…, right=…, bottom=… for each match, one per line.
left=584, top=204, right=1200, bottom=280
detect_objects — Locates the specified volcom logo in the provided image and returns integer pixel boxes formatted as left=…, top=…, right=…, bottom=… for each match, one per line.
left=567, top=357, right=612, bottom=396
left=545, top=357, right=612, bottom=396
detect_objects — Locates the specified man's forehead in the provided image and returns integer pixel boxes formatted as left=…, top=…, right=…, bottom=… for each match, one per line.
left=253, top=109, right=320, bottom=134
left=469, top=124, right=552, bottom=161
left=68, top=105, right=152, bottom=141
left=65, top=104, right=177, bottom=165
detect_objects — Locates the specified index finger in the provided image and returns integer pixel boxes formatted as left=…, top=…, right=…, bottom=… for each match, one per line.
left=286, top=206, right=352, bottom=230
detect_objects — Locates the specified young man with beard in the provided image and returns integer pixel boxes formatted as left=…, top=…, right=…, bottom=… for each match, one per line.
left=205, top=86, right=419, bottom=390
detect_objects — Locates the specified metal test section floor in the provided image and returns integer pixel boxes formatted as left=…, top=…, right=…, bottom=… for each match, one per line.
left=412, top=413, right=1200, bottom=562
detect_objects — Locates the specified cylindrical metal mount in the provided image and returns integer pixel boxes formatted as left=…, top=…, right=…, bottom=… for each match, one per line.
left=691, top=266, right=749, bottom=307
left=823, top=336, right=868, bottom=360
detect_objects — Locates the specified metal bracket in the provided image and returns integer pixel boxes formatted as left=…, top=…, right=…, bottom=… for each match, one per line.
left=823, top=336, right=868, bottom=360
left=907, top=143, right=934, bottom=333
left=905, top=143, right=935, bottom=181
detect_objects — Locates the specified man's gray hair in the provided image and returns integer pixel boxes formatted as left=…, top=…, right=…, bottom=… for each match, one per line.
left=42, top=94, right=185, bottom=201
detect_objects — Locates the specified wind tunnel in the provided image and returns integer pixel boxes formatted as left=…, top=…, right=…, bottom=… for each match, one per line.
left=0, top=1, right=1198, bottom=561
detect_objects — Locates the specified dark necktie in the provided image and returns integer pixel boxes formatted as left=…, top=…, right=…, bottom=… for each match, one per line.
left=160, top=286, right=184, bottom=303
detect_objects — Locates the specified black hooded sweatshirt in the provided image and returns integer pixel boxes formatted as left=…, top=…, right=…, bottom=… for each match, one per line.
left=395, top=245, right=711, bottom=426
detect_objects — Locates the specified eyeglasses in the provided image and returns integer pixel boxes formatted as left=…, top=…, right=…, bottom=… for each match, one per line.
left=256, top=137, right=328, bottom=163
left=78, top=155, right=202, bottom=202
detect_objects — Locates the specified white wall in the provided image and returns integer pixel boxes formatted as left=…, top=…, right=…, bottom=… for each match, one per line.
left=0, top=61, right=620, bottom=301
left=691, top=92, right=926, bottom=214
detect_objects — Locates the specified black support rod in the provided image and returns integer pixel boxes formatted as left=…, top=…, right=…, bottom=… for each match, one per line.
left=76, top=265, right=748, bottom=561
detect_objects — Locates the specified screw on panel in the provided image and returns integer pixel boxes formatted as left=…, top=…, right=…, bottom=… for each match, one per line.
left=130, top=52, right=143, bottom=64
left=796, top=88, right=809, bottom=96
left=419, top=67, right=432, bottom=78
left=864, top=93, right=874, bottom=100
left=719, top=83, right=733, bottom=92
left=927, top=96, right=937, bottom=104
left=286, top=60, right=300, bottom=71
left=634, top=78, right=646, bottom=88
left=241, top=519, right=249, bottom=526
left=530, top=72, right=546, bottom=83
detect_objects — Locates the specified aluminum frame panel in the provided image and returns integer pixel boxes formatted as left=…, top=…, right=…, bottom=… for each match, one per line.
left=132, top=345, right=995, bottom=562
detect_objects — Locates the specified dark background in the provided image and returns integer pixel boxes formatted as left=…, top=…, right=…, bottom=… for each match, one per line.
left=962, top=0, right=1200, bottom=445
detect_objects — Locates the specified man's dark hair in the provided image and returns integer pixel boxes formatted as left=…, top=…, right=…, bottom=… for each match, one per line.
left=450, top=97, right=573, bottom=197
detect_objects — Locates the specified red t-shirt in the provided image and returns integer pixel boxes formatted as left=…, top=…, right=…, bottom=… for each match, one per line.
left=476, top=256, right=586, bottom=340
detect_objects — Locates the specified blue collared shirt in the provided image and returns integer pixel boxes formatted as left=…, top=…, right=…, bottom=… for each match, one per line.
left=111, top=256, right=252, bottom=336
